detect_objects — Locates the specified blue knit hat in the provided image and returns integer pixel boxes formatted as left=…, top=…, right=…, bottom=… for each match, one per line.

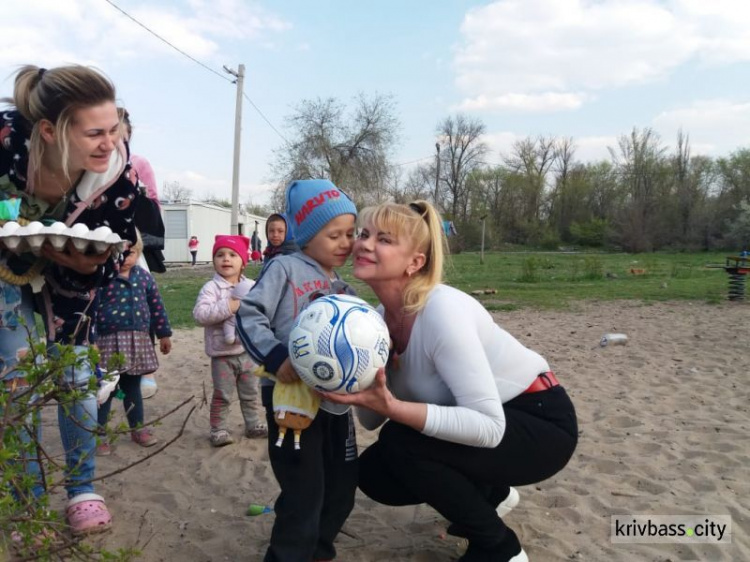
left=285, top=179, right=357, bottom=248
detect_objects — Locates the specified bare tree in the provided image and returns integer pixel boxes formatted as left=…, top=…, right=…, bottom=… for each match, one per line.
left=162, top=181, right=193, bottom=202
left=242, top=194, right=271, bottom=217
left=548, top=137, right=577, bottom=237
left=271, top=93, right=401, bottom=207
left=436, top=115, right=488, bottom=223
left=201, top=194, right=231, bottom=208
left=503, top=135, right=556, bottom=224
left=609, top=128, right=669, bottom=251
left=671, top=130, right=715, bottom=245
left=392, top=163, right=435, bottom=203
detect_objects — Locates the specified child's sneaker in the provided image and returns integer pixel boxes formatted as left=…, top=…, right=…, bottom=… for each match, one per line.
left=210, top=429, right=234, bottom=447
left=97, top=441, right=112, bottom=456
left=131, top=428, right=158, bottom=447
left=245, top=423, right=268, bottom=439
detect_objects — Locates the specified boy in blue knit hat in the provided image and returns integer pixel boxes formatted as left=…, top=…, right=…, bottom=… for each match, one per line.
left=236, top=179, right=358, bottom=562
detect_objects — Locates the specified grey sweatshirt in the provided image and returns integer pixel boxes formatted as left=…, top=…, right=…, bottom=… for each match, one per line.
left=235, top=251, right=355, bottom=413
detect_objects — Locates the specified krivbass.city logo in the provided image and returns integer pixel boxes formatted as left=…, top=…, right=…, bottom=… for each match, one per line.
left=611, top=515, right=731, bottom=544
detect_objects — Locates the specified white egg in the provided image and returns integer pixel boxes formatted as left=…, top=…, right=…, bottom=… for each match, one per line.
left=91, top=226, right=112, bottom=240
left=25, top=221, right=44, bottom=234
left=1, top=221, right=21, bottom=235
left=46, top=222, right=68, bottom=234
left=69, top=223, right=89, bottom=237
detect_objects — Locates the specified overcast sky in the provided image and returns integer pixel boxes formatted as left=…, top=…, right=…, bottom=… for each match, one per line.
left=3, top=0, right=750, bottom=206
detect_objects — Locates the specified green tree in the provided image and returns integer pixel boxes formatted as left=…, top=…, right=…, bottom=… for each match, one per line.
left=726, top=200, right=750, bottom=249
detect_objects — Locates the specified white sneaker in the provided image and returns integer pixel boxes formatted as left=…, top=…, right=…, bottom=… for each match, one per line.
left=510, top=548, right=529, bottom=562
left=497, top=487, right=520, bottom=518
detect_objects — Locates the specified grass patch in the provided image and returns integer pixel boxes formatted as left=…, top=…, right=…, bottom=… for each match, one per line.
left=156, top=251, right=732, bottom=328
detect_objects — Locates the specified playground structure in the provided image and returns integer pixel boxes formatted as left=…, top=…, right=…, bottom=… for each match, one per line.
left=709, top=256, right=749, bottom=301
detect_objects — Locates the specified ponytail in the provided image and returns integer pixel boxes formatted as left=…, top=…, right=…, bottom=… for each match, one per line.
left=6, top=64, right=117, bottom=185
left=358, top=199, right=447, bottom=313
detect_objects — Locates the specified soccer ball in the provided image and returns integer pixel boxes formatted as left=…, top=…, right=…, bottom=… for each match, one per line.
left=289, top=294, right=390, bottom=394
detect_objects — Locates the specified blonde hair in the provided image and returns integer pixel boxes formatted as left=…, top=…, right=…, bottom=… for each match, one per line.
left=130, top=229, right=144, bottom=255
left=6, top=64, right=118, bottom=186
left=358, top=200, right=447, bottom=313
left=117, top=107, right=132, bottom=140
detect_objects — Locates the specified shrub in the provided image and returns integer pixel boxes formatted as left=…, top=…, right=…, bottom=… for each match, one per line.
left=520, top=257, right=541, bottom=282
left=583, top=256, right=604, bottom=279
left=1, top=329, right=192, bottom=560
left=570, top=218, right=610, bottom=247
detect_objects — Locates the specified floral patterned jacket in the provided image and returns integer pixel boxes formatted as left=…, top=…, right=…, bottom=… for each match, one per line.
left=96, top=265, right=171, bottom=339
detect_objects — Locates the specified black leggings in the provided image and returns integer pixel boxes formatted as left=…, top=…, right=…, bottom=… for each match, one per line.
left=359, top=385, right=577, bottom=549
left=97, top=373, right=144, bottom=430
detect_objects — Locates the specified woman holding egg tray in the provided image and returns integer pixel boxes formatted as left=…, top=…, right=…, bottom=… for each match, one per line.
left=0, top=64, right=141, bottom=535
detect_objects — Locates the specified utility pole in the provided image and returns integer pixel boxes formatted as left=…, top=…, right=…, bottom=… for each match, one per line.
left=433, top=142, right=441, bottom=208
left=480, top=214, right=487, bottom=265
left=224, top=64, right=245, bottom=235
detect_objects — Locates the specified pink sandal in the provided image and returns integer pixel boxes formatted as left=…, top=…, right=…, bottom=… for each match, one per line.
left=66, top=493, right=112, bottom=536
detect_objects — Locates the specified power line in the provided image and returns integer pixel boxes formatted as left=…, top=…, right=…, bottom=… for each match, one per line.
left=394, top=156, right=433, bottom=167
left=243, top=91, right=290, bottom=146
left=104, top=0, right=290, bottom=146
left=103, top=0, right=233, bottom=84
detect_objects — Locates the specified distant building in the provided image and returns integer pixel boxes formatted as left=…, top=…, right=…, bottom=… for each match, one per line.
left=161, top=201, right=267, bottom=263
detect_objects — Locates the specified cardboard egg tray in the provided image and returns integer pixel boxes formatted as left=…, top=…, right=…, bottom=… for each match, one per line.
left=0, top=221, right=129, bottom=256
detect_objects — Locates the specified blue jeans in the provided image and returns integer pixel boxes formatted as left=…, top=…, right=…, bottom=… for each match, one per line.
left=1, top=281, right=98, bottom=500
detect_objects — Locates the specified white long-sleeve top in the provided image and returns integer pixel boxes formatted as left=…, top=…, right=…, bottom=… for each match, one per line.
left=357, top=284, right=549, bottom=448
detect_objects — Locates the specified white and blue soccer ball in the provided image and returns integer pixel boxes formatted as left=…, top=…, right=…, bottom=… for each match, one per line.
left=289, top=294, right=390, bottom=394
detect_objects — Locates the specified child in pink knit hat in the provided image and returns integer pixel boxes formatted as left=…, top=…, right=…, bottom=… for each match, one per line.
left=192, top=235, right=267, bottom=446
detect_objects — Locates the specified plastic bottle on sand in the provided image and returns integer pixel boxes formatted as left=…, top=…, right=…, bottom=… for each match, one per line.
left=600, top=333, right=628, bottom=347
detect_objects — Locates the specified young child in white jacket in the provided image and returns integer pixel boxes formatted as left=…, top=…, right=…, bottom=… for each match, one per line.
left=193, top=235, right=267, bottom=446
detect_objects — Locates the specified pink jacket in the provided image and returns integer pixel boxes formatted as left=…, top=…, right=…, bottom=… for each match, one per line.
left=130, top=154, right=160, bottom=209
left=193, top=273, right=254, bottom=357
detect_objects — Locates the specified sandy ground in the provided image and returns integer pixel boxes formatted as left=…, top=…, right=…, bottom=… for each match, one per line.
left=36, top=300, right=750, bottom=561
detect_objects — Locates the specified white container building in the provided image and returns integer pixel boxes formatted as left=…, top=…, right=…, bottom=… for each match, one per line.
left=161, top=201, right=267, bottom=263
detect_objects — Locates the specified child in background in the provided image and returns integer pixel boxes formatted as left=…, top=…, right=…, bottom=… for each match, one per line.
left=96, top=231, right=172, bottom=454
left=188, top=236, right=199, bottom=266
left=193, top=235, right=267, bottom=447
left=262, top=213, right=297, bottom=263
left=236, top=179, right=358, bottom=562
